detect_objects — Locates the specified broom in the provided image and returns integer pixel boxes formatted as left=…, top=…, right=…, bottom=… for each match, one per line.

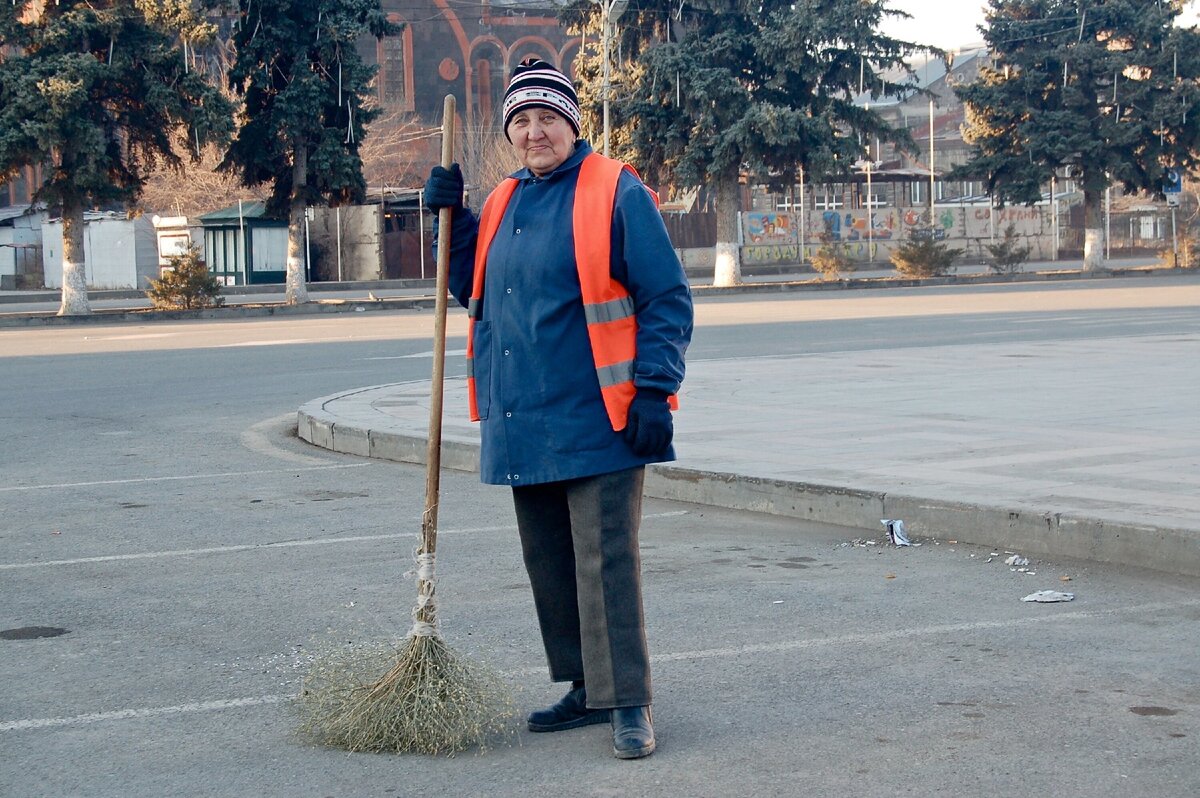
left=298, top=94, right=513, bottom=755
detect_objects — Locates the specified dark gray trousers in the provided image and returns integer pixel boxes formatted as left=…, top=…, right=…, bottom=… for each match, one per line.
left=511, top=466, right=651, bottom=710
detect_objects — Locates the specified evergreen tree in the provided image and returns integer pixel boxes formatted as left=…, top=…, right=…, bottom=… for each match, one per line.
left=222, top=0, right=396, bottom=303
left=0, top=1, right=233, bottom=315
left=562, top=0, right=927, bottom=285
left=954, top=0, right=1200, bottom=270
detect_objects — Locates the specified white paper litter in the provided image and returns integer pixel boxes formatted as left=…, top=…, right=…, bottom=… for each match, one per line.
left=1022, top=590, right=1075, bottom=603
left=1005, top=554, right=1030, bottom=567
left=881, top=519, right=911, bottom=546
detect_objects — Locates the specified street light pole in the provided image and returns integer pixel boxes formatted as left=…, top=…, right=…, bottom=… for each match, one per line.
left=602, top=9, right=611, bottom=156
left=599, top=0, right=628, bottom=157
left=929, top=99, right=936, bottom=225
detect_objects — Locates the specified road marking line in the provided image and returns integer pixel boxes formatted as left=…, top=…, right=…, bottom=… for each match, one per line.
left=0, top=695, right=291, bottom=731
left=652, top=598, right=1200, bottom=663
left=0, top=526, right=513, bottom=569
left=81, top=333, right=178, bottom=342
left=362, top=348, right=467, bottom=361
left=4, top=598, right=1196, bottom=733
left=0, top=464, right=371, bottom=493
left=0, top=512, right=688, bottom=570
left=214, top=339, right=316, bottom=347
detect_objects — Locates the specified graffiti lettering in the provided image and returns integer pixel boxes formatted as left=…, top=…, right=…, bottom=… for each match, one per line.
left=744, top=244, right=801, bottom=263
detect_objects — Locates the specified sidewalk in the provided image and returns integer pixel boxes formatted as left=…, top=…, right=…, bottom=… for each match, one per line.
left=0, top=256, right=1168, bottom=325
left=298, top=330, right=1200, bottom=578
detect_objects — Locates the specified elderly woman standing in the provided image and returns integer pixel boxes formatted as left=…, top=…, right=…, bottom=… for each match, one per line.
left=424, top=58, right=693, bottom=760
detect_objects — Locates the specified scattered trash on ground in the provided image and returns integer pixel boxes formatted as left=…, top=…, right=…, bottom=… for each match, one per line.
left=1005, top=554, right=1030, bottom=567
left=1022, top=590, right=1075, bottom=603
left=881, top=519, right=911, bottom=546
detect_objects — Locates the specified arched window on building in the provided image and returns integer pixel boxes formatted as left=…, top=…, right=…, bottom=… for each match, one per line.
left=470, top=41, right=506, bottom=125
left=376, top=14, right=414, bottom=111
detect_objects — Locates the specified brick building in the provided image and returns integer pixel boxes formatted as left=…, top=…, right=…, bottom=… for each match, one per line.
left=372, top=0, right=579, bottom=131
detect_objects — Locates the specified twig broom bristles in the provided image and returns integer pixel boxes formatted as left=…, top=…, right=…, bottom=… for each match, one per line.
left=298, top=95, right=513, bottom=755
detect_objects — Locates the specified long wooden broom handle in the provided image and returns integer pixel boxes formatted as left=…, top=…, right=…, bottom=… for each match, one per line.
left=420, top=94, right=456, bottom=565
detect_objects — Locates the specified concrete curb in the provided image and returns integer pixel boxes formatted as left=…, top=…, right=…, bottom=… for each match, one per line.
left=296, top=396, right=1200, bottom=579
left=0, top=296, right=439, bottom=327
left=4, top=265, right=1197, bottom=328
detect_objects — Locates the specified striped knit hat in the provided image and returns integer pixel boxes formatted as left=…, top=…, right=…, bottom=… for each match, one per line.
left=502, top=57, right=581, bottom=141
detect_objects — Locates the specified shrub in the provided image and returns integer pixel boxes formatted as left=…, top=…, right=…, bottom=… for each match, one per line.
left=810, top=234, right=854, bottom=280
left=985, top=223, right=1033, bottom=274
left=890, top=230, right=960, bottom=278
left=1157, top=233, right=1200, bottom=269
left=145, top=246, right=225, bottom=310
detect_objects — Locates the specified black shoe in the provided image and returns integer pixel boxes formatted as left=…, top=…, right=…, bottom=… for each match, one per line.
left=527, top=686, right=610, bottom=733
left=611, top=705, right=655, bottom=759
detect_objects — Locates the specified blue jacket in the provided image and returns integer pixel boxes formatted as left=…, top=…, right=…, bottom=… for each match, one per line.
left=439, top=141, right=693, bottom=486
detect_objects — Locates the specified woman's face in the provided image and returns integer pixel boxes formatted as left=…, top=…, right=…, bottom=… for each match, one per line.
left=507, top=107, right=576, bottom=176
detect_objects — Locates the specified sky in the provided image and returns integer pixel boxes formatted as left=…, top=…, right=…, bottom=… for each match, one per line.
left=885, top=0, right=1200, bottom=51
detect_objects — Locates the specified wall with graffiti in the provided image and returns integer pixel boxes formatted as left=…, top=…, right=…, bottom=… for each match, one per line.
left=741, top=205, right=1055, bottom=264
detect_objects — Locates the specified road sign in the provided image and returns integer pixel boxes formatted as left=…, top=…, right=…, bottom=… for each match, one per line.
left=1164, top=168, right=1182, bottom=193
left=1164, top=169, right=1182, bottom=206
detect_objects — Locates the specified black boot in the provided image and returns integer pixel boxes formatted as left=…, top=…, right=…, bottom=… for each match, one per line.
left=527, top=685, right=610, bottom=733
left=611, top=705, right=655, bottom=759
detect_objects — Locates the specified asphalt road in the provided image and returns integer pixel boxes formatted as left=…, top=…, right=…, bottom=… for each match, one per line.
left=2, top=278, right=1198, bottom=797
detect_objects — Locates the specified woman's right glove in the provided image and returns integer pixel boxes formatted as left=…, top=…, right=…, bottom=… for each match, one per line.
left=424, top=163, right=464, bottom=211
left=623, top=388, right=674, bottom=457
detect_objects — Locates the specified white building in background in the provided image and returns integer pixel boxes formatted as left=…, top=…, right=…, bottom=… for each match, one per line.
left=41, top=212, right=159, bottom=290
left=151, top=215, right=203, bottom=270
left=0, top=205, right=48, bottom=290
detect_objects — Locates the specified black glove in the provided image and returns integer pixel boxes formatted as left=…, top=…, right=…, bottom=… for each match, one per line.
left=624, top=388, right=673, bottom=457
left=424, top=163, right=464, bottom=211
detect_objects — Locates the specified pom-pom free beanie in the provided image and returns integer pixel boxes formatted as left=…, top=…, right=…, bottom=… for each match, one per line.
left=502, top=57, right=581, bottom=140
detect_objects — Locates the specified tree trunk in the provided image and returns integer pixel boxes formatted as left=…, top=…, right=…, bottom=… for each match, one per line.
left=286, top=141, right=310, bottom=304
left=1082, top=185, right=1105, bottom=272
left=58, top=197, right=92, bottom=316
left=712, top=171, right=742, bottom=287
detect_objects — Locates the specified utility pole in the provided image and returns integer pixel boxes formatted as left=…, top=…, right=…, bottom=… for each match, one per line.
left=929, top=99, right=936, bottom=226
left=599, top=0, right=629, bottom=157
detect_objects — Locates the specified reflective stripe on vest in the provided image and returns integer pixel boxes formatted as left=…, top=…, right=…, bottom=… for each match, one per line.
left=466, top=152, right=674, bottom=431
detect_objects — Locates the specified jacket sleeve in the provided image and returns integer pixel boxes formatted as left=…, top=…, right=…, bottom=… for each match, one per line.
left=610, top=171, right=694, bottom=394
left=431, top=207, right=481, bottom=310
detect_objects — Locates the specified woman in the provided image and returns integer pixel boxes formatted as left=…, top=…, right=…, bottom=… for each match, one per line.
left=424, top=58, right=693, bottom=760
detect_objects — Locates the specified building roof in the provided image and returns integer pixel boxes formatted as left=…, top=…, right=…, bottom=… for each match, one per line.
left=855, top=46, right=989, bottom=108
left=0, top=204, right=42, bottom=225
left=197, top=201, right=277, bottom=224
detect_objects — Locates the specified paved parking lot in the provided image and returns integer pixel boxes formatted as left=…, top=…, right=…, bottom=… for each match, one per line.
left=3, top=441, right=1198, bottom=797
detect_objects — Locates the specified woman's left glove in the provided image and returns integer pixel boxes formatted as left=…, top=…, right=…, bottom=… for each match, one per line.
left=624, top=388, right=673, bottom=457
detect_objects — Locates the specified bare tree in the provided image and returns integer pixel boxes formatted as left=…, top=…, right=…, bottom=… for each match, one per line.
left=138, top=142, right=266, bottom=219
left=457, top=125, right=520, bottom=206
left=358, top=110, right=440, bottom=191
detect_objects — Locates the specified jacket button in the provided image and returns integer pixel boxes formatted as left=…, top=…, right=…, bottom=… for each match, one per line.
left=505, top=411, right=512, bottom=418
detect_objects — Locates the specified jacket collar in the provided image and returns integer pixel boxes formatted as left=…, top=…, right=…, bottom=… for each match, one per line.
left=513, top=140, right=594, bottom=182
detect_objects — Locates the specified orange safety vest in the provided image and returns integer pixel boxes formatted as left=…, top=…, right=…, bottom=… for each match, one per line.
left=465, top=152, right=677, bottom=431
